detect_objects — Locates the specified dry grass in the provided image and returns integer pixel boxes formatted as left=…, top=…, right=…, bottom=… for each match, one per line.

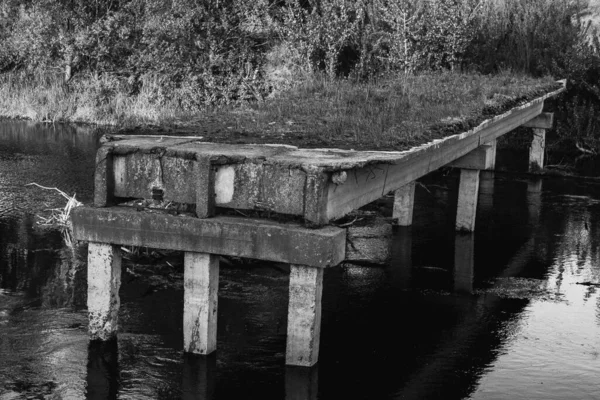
left=0, top=72, right=198, bottom=126
left=26, top=183, right=82, bottom=227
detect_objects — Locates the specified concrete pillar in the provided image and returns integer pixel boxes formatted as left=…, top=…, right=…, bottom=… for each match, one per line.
left=487, top=139, right=497, bottom=170
left=286, top=265, right=324, bottom=367
left=454, top=233, right=475, bottom=294
left=87, top=242, right=122, bottom=341
left=286, top=366, right=319, bottom=400
left=182, top=354, right=216, bottom=400
left=455, top=169, right=480, bottom=232
left=393, top=181, right=416, bottom=226
left=184, top=252, right=220, bottom=355
left=529, top=128, right=546, bottom=172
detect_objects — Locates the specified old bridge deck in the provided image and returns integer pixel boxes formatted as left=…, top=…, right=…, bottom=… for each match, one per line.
left=72, top=81, right=565, bottom=367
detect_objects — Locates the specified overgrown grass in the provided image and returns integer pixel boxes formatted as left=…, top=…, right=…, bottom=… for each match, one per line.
left=0, top=72, right=199, bottom=126
left=199, top=71, right=561, bottom=150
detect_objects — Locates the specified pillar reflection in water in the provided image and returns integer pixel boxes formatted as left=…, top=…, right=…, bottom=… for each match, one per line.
left=479, top=171, right=495, bottom=195
left=182, top=353, right=217, bottom=400
left=389, top=226, right=413, bottom=289
left=454, top=233, right=475, bottom=294
left=285, top=365, right=319, bottom=400
left=527, top=179, right=543, bottom=228
left=86, top=339, right=119, bottom=400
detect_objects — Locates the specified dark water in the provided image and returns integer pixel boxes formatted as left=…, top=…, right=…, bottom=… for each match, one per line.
left=0, top=121, right=599, bottom=400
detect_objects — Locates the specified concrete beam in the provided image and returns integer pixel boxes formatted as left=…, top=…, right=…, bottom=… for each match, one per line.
left=286, top=265, right=323, bottom=367
left=87, top=242, right=121, bottom=340
left=325, top=101, right=543, bottom=221
left=72, top=207, right=346, bottom=268
left=393, top=182, right=416, bottom=226
left=448, top=144, right=495, bottom=170
left=184, top=252, right=219, bottom=355
left=523, top=112, right=554, bottom=129
left=455, top=169, right=480, bottom=232
left=529, top=128, right=546, bottom=172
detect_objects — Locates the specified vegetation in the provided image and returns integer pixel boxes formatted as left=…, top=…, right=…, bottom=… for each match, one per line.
left=141, top=72, right=560, bottom=150
left=0, top=0, right=598, bottom=152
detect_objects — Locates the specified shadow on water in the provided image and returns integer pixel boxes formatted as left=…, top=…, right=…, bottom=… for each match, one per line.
left=0, top=121, right=599, bottom=399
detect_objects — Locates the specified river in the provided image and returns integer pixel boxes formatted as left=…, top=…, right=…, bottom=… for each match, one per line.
left=0, top=120, right=599, bottom=399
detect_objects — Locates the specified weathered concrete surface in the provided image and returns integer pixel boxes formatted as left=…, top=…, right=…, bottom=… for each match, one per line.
left=94, top=147, right=114, bottom=207
left=184, top=252, right=219, bottom=355
left=393, top=182, right=416, bottom=226
left=523, top=112, right=554, bottom=129
left=97, top=83, right=564, bottom=224
left=323, top=98, right=546, bottom=221
left=345, top=218, right=393, bottom=264
left=87, top=242, right=121, bottom=340
left=72, top=207, right=346, bottom=268
left=194, top=157, right=216, bottom=218
left=455, top=169, right=480, bottom=232
left=286, top=265, right=323, bottom=367
left=448, top=144, right=495, bottom=170
left=529, top=128, right=546, bottom=172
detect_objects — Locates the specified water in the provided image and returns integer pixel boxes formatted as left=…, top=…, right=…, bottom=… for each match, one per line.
left=0, top=120, right=599, bottom=400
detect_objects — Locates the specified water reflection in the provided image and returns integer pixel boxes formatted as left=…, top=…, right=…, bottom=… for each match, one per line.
left=454, top=233, right=475, bottom=294
left=285, top=366, right=319, bottom=400
left=182, top=354, right=217, bottom=400
left=389, top=226, right=413, bottom=289
left=86, top=340, right=120, bottom=399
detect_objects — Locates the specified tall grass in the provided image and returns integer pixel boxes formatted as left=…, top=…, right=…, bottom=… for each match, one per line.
left=210, top=71, right=560, bottom=150
left=0, top=72, right=201, bottom=126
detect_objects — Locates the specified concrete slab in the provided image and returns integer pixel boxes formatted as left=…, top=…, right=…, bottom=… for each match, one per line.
left=72, top=207, right=346, bottom=268
left=96, top=83, right=564, bottom=224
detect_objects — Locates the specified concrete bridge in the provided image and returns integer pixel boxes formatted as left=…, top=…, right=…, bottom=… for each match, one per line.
left=72, top=82, right=565, bottom=367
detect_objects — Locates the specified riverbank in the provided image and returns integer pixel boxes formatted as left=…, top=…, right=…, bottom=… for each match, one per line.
left=0, top=71, right=561, bottom=151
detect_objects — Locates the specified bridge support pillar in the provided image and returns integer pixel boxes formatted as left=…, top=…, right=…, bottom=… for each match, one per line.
left=523, top=112, right=553, bottom=172
left=286, top=265, right=324, bottom=367
left=529, top=129, right=546, bottom=172
left=393, top=181, right=416, bottom=226
left=87, top=242, right=122, bottom=341
left=449, top=143, right=496, bottom=232
left=184, top=252, right=220, bottom=355
left=456, top=169, right=480, bottom=232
